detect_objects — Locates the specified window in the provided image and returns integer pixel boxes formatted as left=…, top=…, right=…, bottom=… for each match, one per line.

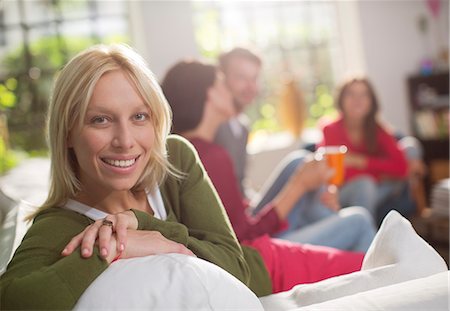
left=0, top=0, right=129, bottom=152
left=193, top=1, right=342, bottom=136
left=0, top=8, right=5, bottom=47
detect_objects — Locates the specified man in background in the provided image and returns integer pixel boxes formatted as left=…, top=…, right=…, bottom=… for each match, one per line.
left=215, top=48, right=262, bottom=195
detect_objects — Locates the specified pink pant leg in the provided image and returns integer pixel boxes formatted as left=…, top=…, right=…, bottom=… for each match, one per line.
left=246, top=235, right=364, bottom=293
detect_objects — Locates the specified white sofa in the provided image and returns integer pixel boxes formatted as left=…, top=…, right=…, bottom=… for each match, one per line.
left=1, top=189, right=448, bottom=310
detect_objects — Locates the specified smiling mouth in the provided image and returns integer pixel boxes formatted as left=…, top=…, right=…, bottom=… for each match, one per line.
left=102, top=156, right=139, bottom=168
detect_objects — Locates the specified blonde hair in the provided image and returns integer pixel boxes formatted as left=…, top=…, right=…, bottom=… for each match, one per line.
left=29, top=44, right=175, bottom=219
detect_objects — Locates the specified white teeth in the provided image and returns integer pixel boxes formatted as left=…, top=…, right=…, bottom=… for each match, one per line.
left=103, top=158, right=136, bottom=168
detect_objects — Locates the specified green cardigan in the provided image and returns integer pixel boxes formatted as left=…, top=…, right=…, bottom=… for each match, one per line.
left=0, top=135, right=271, bottom=310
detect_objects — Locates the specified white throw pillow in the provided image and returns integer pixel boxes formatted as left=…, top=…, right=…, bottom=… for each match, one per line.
left=260, top=211, right=448, bottom=310
left=362, top=210, right=447, bottom=271
left=74, top=253, right=263, bottom=311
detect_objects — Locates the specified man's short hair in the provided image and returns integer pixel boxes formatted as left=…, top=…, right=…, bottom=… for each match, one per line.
left=218, top=47, right=262, bottom=72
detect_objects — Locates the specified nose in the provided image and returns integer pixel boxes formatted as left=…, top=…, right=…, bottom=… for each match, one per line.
left=111, top=121, right=135, bottom=150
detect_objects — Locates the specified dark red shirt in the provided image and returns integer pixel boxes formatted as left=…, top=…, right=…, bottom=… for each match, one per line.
left=190, top=137, right=287, bottom=242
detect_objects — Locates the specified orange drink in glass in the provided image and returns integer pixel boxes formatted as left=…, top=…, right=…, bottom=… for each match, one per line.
left=316, top=145, right=348, bottom=186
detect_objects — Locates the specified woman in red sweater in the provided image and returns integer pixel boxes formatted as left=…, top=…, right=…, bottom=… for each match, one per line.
left=161, top=60, right=367, bottom=293
left=320, top=77, right=408, bottom=218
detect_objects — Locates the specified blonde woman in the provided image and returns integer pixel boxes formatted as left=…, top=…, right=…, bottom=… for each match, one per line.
left=0, top=44, right=252, bottom=309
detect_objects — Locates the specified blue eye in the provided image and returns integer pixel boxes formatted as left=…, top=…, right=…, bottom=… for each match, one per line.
left=91, top=116, right=108, bottom=124
left=134, top=113, right=149, bottom=121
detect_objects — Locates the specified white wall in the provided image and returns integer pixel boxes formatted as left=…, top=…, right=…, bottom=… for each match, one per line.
left=128, top=1, right=200, bottom=80
left=356, top=0, right=449, bottom=135
left=335, top=1, right=368, bottom=77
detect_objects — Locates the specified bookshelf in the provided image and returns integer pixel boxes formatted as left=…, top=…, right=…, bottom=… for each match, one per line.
left=407, top=71, right=449, bottom=202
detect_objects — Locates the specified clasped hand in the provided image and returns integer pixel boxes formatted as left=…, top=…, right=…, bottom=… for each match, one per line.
left=61, top=210, right=195, bottom=263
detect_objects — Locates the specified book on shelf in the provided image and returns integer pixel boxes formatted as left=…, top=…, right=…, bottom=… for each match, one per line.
left=414, top=110, right=449, bottom=140
left=431, top=179, right=450, bottom=217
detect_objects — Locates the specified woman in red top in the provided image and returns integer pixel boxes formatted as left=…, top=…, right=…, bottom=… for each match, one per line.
left=320, top=77, right=408, bottom=218
left=161, top=60, right=367, bottom=293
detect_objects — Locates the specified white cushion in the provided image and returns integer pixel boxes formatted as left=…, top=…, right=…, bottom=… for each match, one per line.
left=295, top=271, right=449, bottom=311
left=260, top=211, right=448, bottom=310
left=74, top=253, right=263, bottom=311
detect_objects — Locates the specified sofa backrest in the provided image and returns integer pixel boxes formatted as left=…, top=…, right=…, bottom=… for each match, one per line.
left=0, top=190, right=35, bottom=275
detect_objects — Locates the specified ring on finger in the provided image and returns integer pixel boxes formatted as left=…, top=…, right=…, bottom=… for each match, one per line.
left=102, top=219, right=114, bottom=229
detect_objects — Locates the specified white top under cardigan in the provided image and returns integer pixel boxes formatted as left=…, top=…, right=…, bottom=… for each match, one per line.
left=63, top=188, right=167, bottom=221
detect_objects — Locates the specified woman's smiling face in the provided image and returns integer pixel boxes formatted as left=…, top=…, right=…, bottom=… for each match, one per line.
left=68, top=70, right=155, bottom=198
left=341, top=81, right=373, bottom=122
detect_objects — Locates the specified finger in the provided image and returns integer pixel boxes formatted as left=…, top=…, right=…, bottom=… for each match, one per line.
left=326, top=194, right=340, bottom=211
left=320, top=190, right=337, bottom=209
left=179, top=246, right=196, bottom=257
left=61, top=230, right=86, bottom=256
left=98, top=222, right=114, bottom=258
left=327, top=184, right=338, bottom=194
left=173, top=243, right=194, bottom=257
left=162, top=240, right=187, bottom=255
left=332, top=199, right=340, bottom=211
left=185, top=248, right=196, bottom=257
left=114, top=216, right=128, bottom=253
left=80, top=221, right=103, bottom=258
left=123, top=210, right=139, bottom=230
left=328, top=185, right=340, bottom=202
